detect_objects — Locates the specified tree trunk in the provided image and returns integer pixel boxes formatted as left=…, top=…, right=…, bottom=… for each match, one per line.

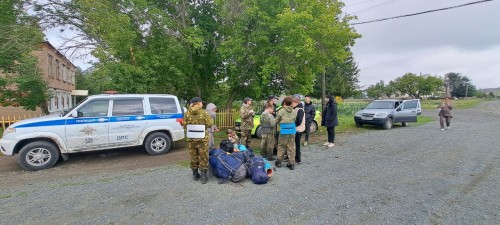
left=224, top=89, right=238, bottom=110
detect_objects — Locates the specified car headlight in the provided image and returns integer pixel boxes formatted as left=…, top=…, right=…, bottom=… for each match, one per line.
left=3, top=127, right=16, bottom=137
left=374, top=113, right=387, bottom=118
left=355, top=111, right=362, bottom=117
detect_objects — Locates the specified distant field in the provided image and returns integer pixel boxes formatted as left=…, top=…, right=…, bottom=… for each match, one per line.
left=421, top=98, right=485, bottom=110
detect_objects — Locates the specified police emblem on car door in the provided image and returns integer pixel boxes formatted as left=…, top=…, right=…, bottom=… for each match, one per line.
left=108, top=98, right=147, bottom=146
left=66, top=100, right=110, bottom=151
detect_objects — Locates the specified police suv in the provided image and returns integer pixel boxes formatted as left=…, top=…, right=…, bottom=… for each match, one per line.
left=0, top=94, right=185, bottom=171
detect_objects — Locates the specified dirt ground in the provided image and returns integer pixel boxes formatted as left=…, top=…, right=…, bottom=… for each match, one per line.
left=0, top=133, right=328, bottom=189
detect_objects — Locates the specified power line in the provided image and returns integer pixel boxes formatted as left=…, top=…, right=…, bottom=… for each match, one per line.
left=345, top=0, right=383, bottom=8
left=350, top=0, right=495, bottom=25
left=350, top=0, right=402, bottom=15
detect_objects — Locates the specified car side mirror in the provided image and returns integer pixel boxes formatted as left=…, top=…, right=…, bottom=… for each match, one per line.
left=71, top=111, right=79, bottom=118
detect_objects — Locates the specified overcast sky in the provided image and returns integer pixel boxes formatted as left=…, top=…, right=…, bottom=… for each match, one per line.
left=45, top=0, right=500, bottom=89
left=342, top=0, right=500, bottom=89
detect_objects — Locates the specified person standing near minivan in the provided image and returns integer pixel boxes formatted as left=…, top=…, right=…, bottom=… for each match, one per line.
left=206, top=103, right=219, bottom=149
left=184, top=97, right=214, bottom=184
left=292, top=96, right=305, bottom=164
left=260, top=103, right=276, bottom=160
left=321, top=95, right=338, bottom=148
left=275, top=96, right=297, bottom=170
left=240, top=97, right=255, bottom=147
left=438, top=97, right=453, bottom=130
left=303, top=95, right=316, bottom=146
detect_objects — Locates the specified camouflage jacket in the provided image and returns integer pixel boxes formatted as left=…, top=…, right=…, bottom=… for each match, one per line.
left=184, top=105, right=213, bottom=142
left=276, top=106, right=296, bottom=125
left=260, top=111, right=276, bottom=134
left=240, top=104, right=254, bottom=130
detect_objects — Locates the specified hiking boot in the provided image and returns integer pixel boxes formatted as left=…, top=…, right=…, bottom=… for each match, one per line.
left=200, top=169, right=208, bottom=184
left=192, top=169, right=200, bottom=181
left=275, top=160, right=282, bottom=168
left=287, top=164, right=295, bottom=170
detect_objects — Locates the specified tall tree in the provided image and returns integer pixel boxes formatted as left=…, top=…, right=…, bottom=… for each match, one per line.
left=312, top=52, right=360, bottom=98
left=393, top=73, right=423, bottom=98
left=445, top=72, right=476, bottom=98
left=366, top=80, right=386, bottom=99
left=0, top=0, right=47, bottom=112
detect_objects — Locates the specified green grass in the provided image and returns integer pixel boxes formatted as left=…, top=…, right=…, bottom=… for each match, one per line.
left=421, top=98, right=485, bottom=110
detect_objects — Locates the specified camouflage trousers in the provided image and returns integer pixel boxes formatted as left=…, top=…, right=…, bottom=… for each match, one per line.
left=277, top=134, right=296, bottom=165
left=188, top=141, right=209, bottom=170
left=240, top=129, right=252, bottom=146
left=260, top=133, right=275, bottom=159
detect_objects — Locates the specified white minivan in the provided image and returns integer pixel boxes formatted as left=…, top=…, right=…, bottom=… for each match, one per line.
left=354, top=99, right=422, bottom=129
left=0, top=94, right=185, bottom=170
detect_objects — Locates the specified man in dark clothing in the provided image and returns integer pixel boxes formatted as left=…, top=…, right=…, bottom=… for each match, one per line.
left=292, top=96, right=305, bottom=164
left=321, top=95, right=338, bottom=148
left=303, top=95, right=316, bottom=146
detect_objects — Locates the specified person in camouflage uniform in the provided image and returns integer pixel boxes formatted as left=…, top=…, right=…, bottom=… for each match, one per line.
left=260, top=103, right=276, bottom=160
left=275, top=96, right=297, bottom=170
left=183, top=97, right=214, bottom=184
left=240, top=97, right=255, bottom=147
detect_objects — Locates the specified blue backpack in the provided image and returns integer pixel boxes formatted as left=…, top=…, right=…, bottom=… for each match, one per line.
left=209, top=149, right=247, bottom=183
left=247, top=157, right=269, bottom=184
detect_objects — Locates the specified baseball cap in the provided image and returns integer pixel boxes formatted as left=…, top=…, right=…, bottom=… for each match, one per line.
left=244, top=97, right=253, bottom=103
left=190, top=97, right=204, bottom=104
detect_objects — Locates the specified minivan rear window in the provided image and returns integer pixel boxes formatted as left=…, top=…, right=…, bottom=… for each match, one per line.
left=150, top=97, right=178, bottom=114
left=112, top=99, right=144, bottom=116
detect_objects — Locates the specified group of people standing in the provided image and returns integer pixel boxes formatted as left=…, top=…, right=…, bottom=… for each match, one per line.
left=242, top=95, right=338, bottom=171
left=182, top=95, right=338, bottom=184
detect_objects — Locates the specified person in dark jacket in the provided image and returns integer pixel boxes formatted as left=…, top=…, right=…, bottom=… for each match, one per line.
left=321, top=95, right=338, bottom=148
left=303, top=95, right=316, bottom=146
left=292, top=96, right=305, bottom=164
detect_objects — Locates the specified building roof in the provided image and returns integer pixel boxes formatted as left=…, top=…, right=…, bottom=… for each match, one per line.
left=41, top=41, right=77, bottom=69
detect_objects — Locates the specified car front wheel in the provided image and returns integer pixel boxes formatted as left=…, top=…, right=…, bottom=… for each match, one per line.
left=255, top=126, right=263, bottom=139
left=355, top=122, right=363, bottom=128
left=310, top=121, right=318, bottom=133
left=383, top=118, right=393, bottom=130
left=17, top=141, right=60, bottom=171
left=145, top=132, right=172, bottom=155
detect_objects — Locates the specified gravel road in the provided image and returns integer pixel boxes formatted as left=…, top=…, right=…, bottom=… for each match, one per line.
left=1, top=101, right=499, bottom=225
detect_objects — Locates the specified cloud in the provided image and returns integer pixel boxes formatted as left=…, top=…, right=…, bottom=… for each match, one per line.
left=344, top=0, right=500, bottom=88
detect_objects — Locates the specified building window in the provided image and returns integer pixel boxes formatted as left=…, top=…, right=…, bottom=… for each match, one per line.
left=47, top=54, right=53, bottom=78
left=55, top=60, right=60, bottom=80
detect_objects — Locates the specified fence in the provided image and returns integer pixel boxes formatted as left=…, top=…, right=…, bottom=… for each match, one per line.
left=1, top=114, right=43, bottom=130
left=0, top=103, right=367, bottom=131
left=0, top=111, right=240, bottom=131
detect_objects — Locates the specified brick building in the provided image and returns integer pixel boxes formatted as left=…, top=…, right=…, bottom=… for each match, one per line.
left=0, top=41, right=77, bottom=117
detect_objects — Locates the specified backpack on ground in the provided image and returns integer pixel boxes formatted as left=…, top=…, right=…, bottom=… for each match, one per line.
left=247, top=156, right=269, bottom=184
left=209, top=149, right=247, bottom=183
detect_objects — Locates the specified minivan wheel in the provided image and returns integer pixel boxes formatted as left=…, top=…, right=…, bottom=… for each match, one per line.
left=310, top=121, right=318, bottom=133
left=255, top=126, right=263, bottom=139
left=384, top=118, right=393, bottom=130
left=145, top=132, right=172, bottom=155
left=17, top=141, right=60, bottom=171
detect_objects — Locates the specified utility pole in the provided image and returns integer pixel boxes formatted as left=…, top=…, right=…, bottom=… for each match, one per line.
left=322, top=66, right=326, bottom=112
left=465, top=82, right=469, bottom=98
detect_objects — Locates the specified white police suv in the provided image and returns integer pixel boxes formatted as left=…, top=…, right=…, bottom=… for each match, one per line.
left=0, top=94, right=185, bottom=171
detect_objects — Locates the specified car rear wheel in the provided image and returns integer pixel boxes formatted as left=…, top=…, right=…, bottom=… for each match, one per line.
left=255, top=126, right=263, bottom=139
left=383, top=118, right=393, bottom=130
left=145, top=132, right=172, bottom=155
left=17, top=141, right=60, bottom=171
left=310, top=121, right=318, bottom=133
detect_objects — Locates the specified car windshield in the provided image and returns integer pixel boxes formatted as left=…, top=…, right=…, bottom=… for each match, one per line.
left=366, top=101, right=394, bottom=109
left=62, top=97, right=88, bottom=117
